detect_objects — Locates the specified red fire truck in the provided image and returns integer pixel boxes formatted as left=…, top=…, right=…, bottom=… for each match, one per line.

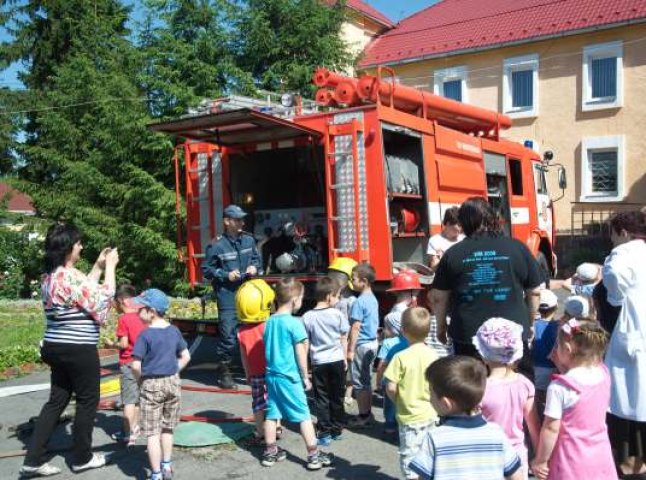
left=150, top=67, right=565, bottom=290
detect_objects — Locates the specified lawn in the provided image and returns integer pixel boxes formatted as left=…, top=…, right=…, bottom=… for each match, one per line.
left=0, top=298, right=217, bottom=375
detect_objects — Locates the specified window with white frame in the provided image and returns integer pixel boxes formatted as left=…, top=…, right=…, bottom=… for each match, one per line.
left=580, top=135, right=625, bottom=202
left=582, top=41, right=623, bottom=111
left=503, top=54, right=538, bottom=118
left=433, top=66, right=467, bottom=102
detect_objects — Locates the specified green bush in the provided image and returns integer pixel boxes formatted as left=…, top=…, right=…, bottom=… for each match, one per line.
left=0, top=345, right=41, bottom=371
left=0, top=223, right=44, bottom=299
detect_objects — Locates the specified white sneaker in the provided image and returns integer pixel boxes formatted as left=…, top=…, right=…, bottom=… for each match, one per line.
left=71, top=453, right=107, bottom=473
left=19, top=462, right=61, bottom=477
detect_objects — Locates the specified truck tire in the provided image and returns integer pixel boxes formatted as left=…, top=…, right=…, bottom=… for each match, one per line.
left=536, top=251, right=551, bottom=288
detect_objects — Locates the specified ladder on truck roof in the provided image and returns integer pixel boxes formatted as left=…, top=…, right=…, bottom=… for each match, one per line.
left=325, top=117, right=369, bottom=264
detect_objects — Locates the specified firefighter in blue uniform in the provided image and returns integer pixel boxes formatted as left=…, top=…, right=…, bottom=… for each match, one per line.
left=202, top=204, right=262, bottom=388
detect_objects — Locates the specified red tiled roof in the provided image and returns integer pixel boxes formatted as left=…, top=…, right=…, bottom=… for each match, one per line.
left=360, top=0, right=646, bottom=67
left=347, top=0, right=394, bottom=28
left=324, top=0, right=394, bottom=28
left=0, top=182, right=35, bottom=214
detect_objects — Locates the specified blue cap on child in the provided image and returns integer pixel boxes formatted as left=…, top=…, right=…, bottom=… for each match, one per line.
left=131, top=288, right=170, bottom=315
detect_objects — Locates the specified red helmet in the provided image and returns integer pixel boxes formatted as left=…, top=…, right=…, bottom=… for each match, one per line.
left=387, top=270, right=422, bottom=292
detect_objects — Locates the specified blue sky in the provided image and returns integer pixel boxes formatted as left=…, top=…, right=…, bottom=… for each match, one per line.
left=0, top=1, right=437, bottom=89
left=367, top=0, right=437, bottom=22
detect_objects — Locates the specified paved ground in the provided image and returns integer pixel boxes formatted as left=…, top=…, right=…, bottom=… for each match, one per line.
left=0, top=289, right=570, bottom=479
left=0, top=337, right=401, bottom=480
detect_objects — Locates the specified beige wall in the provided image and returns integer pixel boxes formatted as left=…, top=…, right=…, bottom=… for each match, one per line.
left=341, top=12, right=385, bottom=74
left=369, top=24, right=646, bottom=231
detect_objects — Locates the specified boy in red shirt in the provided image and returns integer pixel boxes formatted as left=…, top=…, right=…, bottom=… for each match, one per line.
left=235, top=279, right=279, bottom=445
left=110, top=284, right=146, bottom=447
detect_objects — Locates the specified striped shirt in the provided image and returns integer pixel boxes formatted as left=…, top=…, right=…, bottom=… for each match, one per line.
left=409, top=414, right=521, bottom=480
left=42, top=267, right=114, bottom=346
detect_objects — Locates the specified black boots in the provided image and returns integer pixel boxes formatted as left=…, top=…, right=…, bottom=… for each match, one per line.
left=215, top=361, right=236, bottom=389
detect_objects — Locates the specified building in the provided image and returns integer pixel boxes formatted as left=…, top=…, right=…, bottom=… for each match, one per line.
left=0, top=182, right=35, bottom=231
left=359, top=0, right=646, bottom=234
left=327, top=0, right=393, bottom=73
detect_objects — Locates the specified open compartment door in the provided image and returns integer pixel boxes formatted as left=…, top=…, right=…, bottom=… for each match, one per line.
left=149, top=108, right=322, bottom=146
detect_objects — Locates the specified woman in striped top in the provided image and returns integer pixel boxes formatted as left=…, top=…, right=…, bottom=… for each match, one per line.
left=21, top=223, right=119, bottom=478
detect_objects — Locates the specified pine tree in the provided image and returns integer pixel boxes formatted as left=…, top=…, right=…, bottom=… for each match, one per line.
left=233, top=0, right=351, bottom=95
left=0, top=0, right=182, bottom=291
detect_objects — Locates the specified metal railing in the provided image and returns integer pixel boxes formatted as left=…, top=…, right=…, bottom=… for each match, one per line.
left=569, top=202, right=643, bottom=237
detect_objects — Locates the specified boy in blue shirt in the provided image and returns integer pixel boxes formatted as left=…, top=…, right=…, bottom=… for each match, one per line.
left=131, top=289, right=191, bottom=480
left=262, top=278, right=333, bottom=471
left=347, top=262, right=380, bottom=428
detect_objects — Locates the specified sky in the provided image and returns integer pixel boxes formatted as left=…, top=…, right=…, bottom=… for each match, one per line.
left=0, top=1, right=438, bottom=89
left=366, top=0, right=437, bottom=22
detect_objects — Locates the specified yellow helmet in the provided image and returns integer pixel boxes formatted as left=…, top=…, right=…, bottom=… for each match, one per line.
left=328, top=257, right=358, bottom=290
left=235, top=279, right=275, bottom=324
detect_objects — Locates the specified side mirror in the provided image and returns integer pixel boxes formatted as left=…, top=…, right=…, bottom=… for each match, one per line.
left=558, top=166, right=567, bottom=190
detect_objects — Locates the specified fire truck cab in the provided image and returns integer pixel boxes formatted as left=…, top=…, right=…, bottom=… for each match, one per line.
left=150, top=68, right=561, bottom=288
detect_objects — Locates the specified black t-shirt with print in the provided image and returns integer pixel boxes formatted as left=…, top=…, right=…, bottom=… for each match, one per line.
left=433, top=234, right=542, bottom=343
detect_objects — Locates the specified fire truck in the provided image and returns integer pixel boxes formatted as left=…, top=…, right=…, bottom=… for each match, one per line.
left=149, top=67, right=566, bottom=291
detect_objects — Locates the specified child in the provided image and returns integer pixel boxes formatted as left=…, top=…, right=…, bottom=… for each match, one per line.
left=235, top=279, right=277, bottom=445
left=531, top=320, right=616, bottom=480
left=424, top=288, right=452, bottom=358
left=562, top=295, right=594, bottom=321
left=558, top=262, right=601, bottom=297
left=376, top=270, right=420, bottom=435
left=384, top=270, right=421, bottom=338
left=328, top=256, right=357, bottom=405
left=302, top=276, right=349, bottom=445
left=111, top=284, right=146, bottom=447
left=533, top=289, right=559, bottom=418
left=347, top=262, right=380, bottom=427
left=131, top=289, right=191, bottom=480
left=473, top=317, right=540, bottom=478
left=384, top=307, right=438, bottom=479
left=262, top=278, right=333, bottom=470
left=409, top=356, right=523, bottom=480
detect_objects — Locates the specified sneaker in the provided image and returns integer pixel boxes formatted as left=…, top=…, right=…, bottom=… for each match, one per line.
left=347, top=414, right=373, bottom=429
left=161, top=462, right=173, bottom=480
left=317, top=434, right=332, bottom=447
left=71, top=453, right=107, bottom=473
left=19, top=463, right=61, bottom=477
left=261, top=447, right=287, bottom=467
left=307, top=451, right=334, bottom=470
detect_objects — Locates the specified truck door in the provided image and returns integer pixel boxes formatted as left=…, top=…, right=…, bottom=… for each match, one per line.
left=484, top=151, right=512, bottom=236
left=533, top=163, right=553, bottom=237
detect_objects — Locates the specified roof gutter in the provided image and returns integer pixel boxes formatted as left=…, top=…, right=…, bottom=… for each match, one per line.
left=360, top=17, right=646, bottom=69
left=348, top=7, right=394, bottom=30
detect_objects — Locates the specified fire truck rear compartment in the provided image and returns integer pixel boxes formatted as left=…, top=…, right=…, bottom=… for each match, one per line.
left=382, top=126, right=428, bottom=266
left=228, top=145, right=328, bottom=274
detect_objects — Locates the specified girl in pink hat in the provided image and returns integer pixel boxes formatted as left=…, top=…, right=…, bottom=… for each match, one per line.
left=474, top=317, right=541, bottom=479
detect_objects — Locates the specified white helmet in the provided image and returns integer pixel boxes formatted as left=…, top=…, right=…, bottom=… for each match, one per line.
left=276, top=252, right=296, bottom=273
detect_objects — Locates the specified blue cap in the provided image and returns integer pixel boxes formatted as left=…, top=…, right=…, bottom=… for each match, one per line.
left=223, top=204, right=247, bottom=219
left=132, top=288, right=170, bottom=315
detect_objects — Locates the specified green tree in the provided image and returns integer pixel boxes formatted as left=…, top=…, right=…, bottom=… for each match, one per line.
left=233, top=0, right=351, bottom=95
left=0, top=0, right=182, bottom=292
left=139, top=0, right=254, bottom=118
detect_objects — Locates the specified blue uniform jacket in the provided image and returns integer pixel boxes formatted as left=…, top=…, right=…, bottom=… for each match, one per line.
left=201, top=233, right=262, bottom=305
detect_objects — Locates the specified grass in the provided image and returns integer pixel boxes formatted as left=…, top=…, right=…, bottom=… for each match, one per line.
left=0, top=297, right=216, bottom=375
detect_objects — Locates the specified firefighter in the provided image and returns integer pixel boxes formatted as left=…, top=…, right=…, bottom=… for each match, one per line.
left=202, top=204, right=262, bottom=389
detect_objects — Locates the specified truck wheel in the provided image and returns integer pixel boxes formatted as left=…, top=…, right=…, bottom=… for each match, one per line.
left=536, top=251, right=551, bottom=288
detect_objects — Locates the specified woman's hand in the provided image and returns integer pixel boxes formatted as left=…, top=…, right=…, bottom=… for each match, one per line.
left=95, top=248, right=111, bottom=270
left=105, top=248, right=120, bottom=267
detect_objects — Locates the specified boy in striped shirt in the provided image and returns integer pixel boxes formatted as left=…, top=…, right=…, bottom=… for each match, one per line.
left=409, top=356, right=523, bottom=480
